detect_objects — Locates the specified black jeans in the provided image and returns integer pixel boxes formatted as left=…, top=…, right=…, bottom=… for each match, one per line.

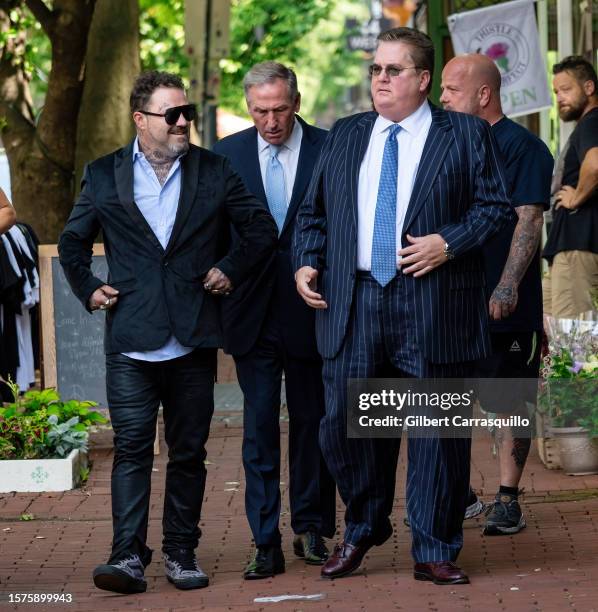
left=105, top=348, right=216, bottom=563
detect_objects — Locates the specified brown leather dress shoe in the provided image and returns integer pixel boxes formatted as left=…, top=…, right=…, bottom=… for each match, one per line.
left=321, top=541, right=372, bottom=579
left=414, top=561, right=469, bottom=585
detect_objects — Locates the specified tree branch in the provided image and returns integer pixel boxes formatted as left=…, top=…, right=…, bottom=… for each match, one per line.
left=24, top=0, right=55, bottom=38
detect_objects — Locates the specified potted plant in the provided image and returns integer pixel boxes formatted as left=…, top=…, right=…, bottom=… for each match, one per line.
left=539, top=316, right=598, bottom=475
left=0, top=381, right=107, bottom=492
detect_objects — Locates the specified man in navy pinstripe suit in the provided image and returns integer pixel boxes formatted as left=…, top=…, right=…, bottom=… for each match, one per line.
left=293, top=27, right=513, bottom=585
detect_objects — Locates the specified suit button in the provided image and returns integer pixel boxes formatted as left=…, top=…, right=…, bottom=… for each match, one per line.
left=163, top=261, right=169, bottom=268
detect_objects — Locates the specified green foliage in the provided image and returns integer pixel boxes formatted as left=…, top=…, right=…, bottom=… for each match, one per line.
left=218, top=0, right=367, bottom=122
left=294, top=0, right=367, bottom=120
left=539, top=350, right=598, bottom=435
left=0, top=408, right=49, bottom=459
left=0, top=384, right=107, bottom=428
left=0, top=3, right=51, bottom=109
left=20, top=513, right=34, bottom=521
left=79, top=464, right=90, bottom=484
left=46, top=414, right=88, bottom=458
left=10, top=0, right=366, bottom=126
left=220, top=0, right=331, bottom=116
left=139, top=0, right=188, bottom=78
left=0, top=381, right=107, bottom=460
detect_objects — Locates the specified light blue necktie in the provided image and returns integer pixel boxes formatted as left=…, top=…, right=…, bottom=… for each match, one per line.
left=265, top=145, right=287, bottom=233
left=371, top=124, right=401, bottom=286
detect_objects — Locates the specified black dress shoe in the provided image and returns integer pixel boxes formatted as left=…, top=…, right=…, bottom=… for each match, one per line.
left=320, top=541, right=372, bottom=579
left=293, top=532, right=329, bottom=565
left=243, top=546, right=285, bottom=580
left=414, top=561, right=470, bottom=585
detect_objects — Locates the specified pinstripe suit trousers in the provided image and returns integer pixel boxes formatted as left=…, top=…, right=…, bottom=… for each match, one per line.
left=320, top=273, right=472, bottom=562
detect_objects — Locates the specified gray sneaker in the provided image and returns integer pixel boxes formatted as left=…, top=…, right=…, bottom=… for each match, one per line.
left=164, top=549, right=209, bottom=590
left=483, top=493, right=526, bottom=535
left=93, top=554, right=147, bottom=594
left=464, top=490, right=487, bottom=520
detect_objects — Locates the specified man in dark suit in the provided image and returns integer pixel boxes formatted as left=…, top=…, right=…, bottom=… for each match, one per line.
left=59, top=71, right=277, bottom=594
left=294, top=28, right=513, bottom=584
left=213, top=62, right=336, bottom=580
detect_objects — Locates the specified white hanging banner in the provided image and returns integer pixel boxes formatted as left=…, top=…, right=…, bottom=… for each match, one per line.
left=447, top=0, right=552, bottom=117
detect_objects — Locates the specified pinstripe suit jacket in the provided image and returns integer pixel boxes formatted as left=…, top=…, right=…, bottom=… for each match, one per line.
left=292, top=104, right=514, bottom=364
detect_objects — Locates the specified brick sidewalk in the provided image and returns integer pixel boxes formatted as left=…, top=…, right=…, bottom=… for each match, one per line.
left=2, top=396, right=598, bottom=611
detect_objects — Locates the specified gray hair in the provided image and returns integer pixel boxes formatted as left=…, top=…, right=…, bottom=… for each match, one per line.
left=243, top=61, right=299, bottom=102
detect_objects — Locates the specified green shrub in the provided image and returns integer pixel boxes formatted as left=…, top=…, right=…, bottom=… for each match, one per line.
left=0, top=379, right=108, bottom=460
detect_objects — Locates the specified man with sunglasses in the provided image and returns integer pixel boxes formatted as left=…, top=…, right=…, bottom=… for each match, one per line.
left=59, top=71, right=277, bottom=594
left=213, top=62, right=336, bottom=580
left=294, top=27, right=513, bottom=585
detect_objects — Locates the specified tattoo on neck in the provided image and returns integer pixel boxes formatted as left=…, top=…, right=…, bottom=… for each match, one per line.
left=145, top=149, right=176, bottom=186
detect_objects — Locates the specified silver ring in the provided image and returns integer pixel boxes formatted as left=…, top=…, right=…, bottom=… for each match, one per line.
left=105, top=297, right=111, bottom=306
left=99, top=304, right=108, bottom=311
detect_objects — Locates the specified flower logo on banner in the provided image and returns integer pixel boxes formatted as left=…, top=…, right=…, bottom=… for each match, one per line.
left=468, top=22, right=530, bottom=87
left=485, top=42, right=510, bottom=73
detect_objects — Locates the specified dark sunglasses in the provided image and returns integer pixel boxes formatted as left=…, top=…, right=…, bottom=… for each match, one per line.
left=138, top=104, right=197, bottom=125
left=368, top=64, right=421, bottom=78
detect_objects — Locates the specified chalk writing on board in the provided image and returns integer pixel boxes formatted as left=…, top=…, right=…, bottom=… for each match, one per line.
left=52, top=258, right=107, bottom=405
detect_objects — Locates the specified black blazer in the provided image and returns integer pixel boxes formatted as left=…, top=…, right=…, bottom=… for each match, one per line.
left=213, top=116, right=327, bottom=358
left=58, top=141, right=277, bottom=354
left=293, top=105, right=515, bottom=363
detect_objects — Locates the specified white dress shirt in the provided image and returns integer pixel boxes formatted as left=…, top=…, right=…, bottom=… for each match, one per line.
left=257, top=118, right=303, bottom=205
left=356, top=100, right=432, bottom=271
left=123, top=138, right=193, bottom=362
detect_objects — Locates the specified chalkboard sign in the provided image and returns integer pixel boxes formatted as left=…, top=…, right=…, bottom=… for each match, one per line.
left=40, top=244, right=108, bottom=406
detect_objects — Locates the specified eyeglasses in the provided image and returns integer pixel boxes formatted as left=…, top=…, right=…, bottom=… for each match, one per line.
left=368, top=64, right=421, bottom=78
left=138, top=104, right=197, bottom=125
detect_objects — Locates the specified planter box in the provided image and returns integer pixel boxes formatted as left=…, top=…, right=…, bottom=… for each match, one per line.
left=0, top=449, right=88, bottom=493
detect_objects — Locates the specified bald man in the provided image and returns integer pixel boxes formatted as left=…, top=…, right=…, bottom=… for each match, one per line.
left=441, top=55, right=553, bottom=536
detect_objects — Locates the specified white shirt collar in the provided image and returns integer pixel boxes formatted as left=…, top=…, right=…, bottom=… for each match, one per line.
left=257, top=117, right=302, bottom=154
left=373, top=99, right=431, bottom=137
left=133, top=136, right=143, bottom=160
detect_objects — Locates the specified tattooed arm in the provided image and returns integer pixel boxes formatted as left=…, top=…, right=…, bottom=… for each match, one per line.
left=489, top=204, right=544, bottom=320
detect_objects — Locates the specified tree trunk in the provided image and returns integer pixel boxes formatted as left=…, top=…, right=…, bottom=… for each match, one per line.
left=75, top=0, right=140, bottom=188
left=0, top=0, right=96, bottom=243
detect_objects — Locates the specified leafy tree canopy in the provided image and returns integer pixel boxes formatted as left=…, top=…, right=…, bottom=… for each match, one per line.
left=6, top=0, right=367, bottom=124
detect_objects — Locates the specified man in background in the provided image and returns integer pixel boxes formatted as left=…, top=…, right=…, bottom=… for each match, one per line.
left=214, top=62, right=336, bottom=580
left=441, top=54, right=553, bottom=535
left=543, top=56, right=598, bottom=317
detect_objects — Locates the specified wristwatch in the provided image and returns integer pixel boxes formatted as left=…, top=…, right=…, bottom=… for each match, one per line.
left=443, top=242, right=455, bottom=261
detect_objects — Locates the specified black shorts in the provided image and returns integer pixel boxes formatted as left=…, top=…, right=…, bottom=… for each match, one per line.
left=475, top=331, right=541, bottom=378
left=474, top=331, right=541, bottom=418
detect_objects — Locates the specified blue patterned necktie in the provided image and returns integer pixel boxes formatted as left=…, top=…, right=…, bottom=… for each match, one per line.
left=265, top=144, right=287, bottom=233
left=371, top=124, right=401, bottom=286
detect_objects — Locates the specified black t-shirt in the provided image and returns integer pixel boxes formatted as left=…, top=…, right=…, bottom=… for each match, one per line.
left=543, top=107, right=598, bottom=263
left=483, top=117, right=553, bottom=332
